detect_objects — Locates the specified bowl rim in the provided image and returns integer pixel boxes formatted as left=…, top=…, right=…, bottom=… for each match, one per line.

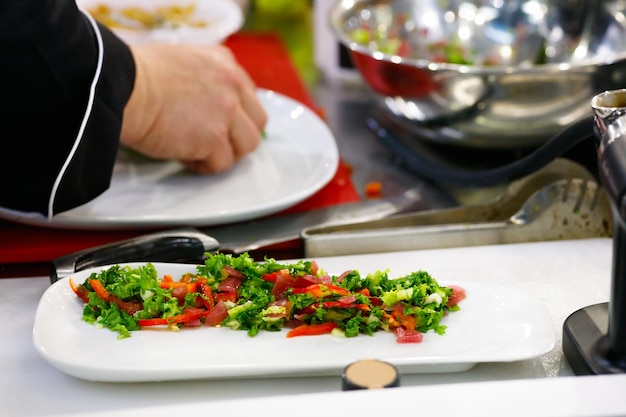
left=329, top=0, right=626, bottom=74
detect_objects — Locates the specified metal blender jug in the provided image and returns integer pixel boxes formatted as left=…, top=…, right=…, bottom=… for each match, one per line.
left=563, top=89, right=626, bottom=375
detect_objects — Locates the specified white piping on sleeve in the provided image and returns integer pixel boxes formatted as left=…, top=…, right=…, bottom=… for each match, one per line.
left=47, top=8, right=104, bottom=220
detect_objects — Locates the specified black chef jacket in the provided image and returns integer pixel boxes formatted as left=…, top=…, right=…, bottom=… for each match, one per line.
left=0, top=0, right=135, bottom=217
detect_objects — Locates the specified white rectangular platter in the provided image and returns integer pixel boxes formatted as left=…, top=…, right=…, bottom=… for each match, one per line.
left=33, top=262, right=556, bottom=382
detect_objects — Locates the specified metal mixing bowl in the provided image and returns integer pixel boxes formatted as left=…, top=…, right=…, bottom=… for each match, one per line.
left=330, top=0, right=626, bottom=150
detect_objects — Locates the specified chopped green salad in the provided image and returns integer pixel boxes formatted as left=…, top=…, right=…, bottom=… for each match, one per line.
left=70, top=253, right=466, bottom=342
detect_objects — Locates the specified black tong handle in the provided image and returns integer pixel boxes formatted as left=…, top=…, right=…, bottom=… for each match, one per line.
left=49, top=228, right=219, bottom=283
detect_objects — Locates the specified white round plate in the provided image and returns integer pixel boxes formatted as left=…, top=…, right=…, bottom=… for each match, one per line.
left=77, top=0, right=243, bottom=45
left=10, top=89, right=339, bottom=229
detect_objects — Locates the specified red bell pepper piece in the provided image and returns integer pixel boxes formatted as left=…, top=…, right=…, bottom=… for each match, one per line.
left=196, top=283, right=215, bottom=310
left=215, top=292, right=237, bottom=303
left=138, top=308, right=209, bottom=327
left=160, top=280, right=197, bottom=293
left=298, top=301, right=370, bottom=315
left=261, top=272, right=279, bottom=283
left=69, top=278, right=89, bottom=303
left=286, top=322, right=338, bottom=338
left=88, top=279, right=110, bottom=302
left=290, top=284, right=350, bottom=298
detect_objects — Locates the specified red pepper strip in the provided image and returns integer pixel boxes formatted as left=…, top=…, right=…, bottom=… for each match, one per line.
left=291, top=284, right=351, bottom=298
left=368, top=296, right=383, bottom=306
left=138, top=309, right=209, bottom=327
left=382, top=311, right=400, bottom=328
left=160, top=281, right=197, bottom=293
left=392, top=309, right=417, bottom=331
left=196, top=283, right=215, bottom=310
left=215, top=292, right=237, bottom=303
left=69, top=278, right=89, bottom=303
left=88, top=279, right=110, bottom=302
left=261, top=272, right=279, bottom=283
left=286, top=322, right=338, bottom=338
left=298, top=301, right=370, bottom=315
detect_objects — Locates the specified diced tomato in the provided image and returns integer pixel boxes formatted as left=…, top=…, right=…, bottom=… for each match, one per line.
left=217, top=276, right=243, bottom=293
left=205, top=301, right=228, bottom=326
left=69, top=278, right=89, bottom=303
left=88, top=279, right=110, bottom=302
left=222, top=265, right=245, bottom=279
left=335, top=270, right=354, bottom=283
left=336, top=296, right=357, bottom=304
left=286, top=322, right=338, bottom=338
left=183, top=318, right=202, bottom=327
left=171, top=286, right=188, bottom=305
left=447, top=285, right=467, bottom=307
left=271, top=270, right=297, bottom=296
left=394, top=326, right=423, bottom=343
left=292, top=274, right=324, bottom=288
left=310, top=260, right=319, bottom=275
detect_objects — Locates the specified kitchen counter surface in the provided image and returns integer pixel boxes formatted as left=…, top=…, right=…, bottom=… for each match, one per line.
left=2, top=238, right=626, bottom=417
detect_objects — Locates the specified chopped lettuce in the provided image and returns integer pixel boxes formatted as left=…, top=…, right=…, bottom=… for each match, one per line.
left=73, top=253, right=464, bottom=341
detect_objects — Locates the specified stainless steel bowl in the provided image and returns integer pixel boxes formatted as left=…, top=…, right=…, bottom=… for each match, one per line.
left=330, top=0, right=626, bottom=150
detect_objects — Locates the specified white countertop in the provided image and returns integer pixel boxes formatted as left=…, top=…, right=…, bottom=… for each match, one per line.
left=2, top=238, right=625, bottom=417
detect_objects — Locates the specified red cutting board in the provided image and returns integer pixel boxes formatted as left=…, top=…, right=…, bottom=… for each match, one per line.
left=0, top=32, right=359, bottom=265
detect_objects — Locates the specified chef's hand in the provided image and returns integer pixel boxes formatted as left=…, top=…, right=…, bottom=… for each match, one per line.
left=120, top=43, right=267, bottom=174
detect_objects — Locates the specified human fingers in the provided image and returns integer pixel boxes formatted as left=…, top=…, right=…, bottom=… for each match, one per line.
left=229, top=106, right=263, bottom=159
left=181, top=137, right=236, bottom=175
left=239, top=86, right=268, bottom=133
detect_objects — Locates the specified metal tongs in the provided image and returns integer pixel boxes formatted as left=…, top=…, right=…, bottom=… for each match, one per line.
left=301, top=159, right=613, bottom=257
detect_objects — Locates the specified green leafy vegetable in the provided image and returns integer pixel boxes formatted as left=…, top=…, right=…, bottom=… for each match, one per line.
left=70, top=253, right=466, bottom=342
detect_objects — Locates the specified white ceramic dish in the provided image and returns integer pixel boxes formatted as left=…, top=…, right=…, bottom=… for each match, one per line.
left=4, top=89, right=338, bottom=229
left=77, top=0, right=243, bottom=45
left=33, top=262, right=556, bottom=382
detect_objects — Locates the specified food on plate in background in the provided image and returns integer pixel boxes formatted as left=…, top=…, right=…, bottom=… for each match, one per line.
left=77, top=0, right=243, bottom=45
left=87, top=3, right=208, bottom=30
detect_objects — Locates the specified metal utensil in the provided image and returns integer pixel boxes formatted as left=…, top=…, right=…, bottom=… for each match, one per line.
left=330, top=0, right=626, bottom=149
left=302, top=167, right=613, bottom=257
left=49, top=185, right=434, bottom=283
